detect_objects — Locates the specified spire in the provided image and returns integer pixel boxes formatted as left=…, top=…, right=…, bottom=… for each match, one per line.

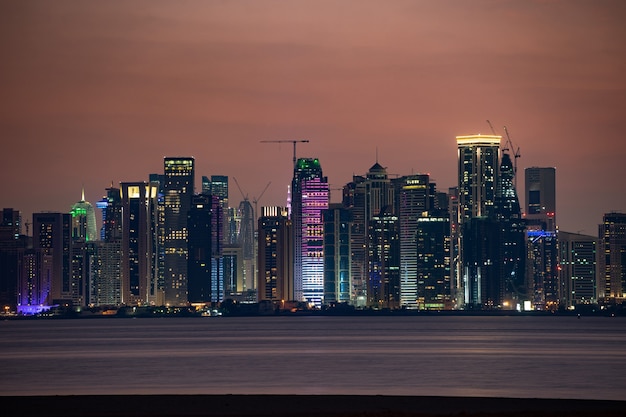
left=81, top=185, right=85, bottom=202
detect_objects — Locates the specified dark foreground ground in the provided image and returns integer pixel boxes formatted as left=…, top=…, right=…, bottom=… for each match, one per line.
left=1, top=395, right=625, bottom=417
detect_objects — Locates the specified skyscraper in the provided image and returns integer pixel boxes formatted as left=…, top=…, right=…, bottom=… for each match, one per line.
left=291, top=158, right=329, bottom=307
left=558, top=231, right=596, bottom=308
left=120, top=182, right=158, bottom=305
left=32, top=212, right=72, bottom=306
left=525, top=167, right=556, bottom=232
left=415, top=215, right=451, bottom=310
left=70, top=188, right=98, bottom=242
left=525, top=166, right=558, bottom=310
left=392, top=173, right=432, bottom=308
left=343, top=162, right=395, bottom=306
left=257, top=206, right=293, bottom=303
left=456, top=134, right=501, bottom=308
left=367, top=206, right=399, bottom=308
left=323, top=204, right=352, bottom=305
left=237, top=198, right=255, bottom=293
left=598, top=212, right=626, bottom=302
left=163, top=157, right=194, bottom=306
left=1, top=208, right=27, bottom=312
left=494, top=153, right=526, bottom=308
left=187, top=194, right=214, bottom=303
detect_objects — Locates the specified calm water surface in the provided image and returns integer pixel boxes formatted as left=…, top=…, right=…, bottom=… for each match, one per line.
left=1, top=315, right=625, bottom=400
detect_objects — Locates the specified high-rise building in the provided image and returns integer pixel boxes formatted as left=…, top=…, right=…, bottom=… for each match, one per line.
left=323, top=204, right=352, bottom=305
left=257, top=206, right=293, bottom=303
left=187, top=194, right=214, bottom=304
left=120, top=182, right=158, bottom=305
left=456, top=134, right=501, bottom=309
left=416, top=215, right=451, bottom=310
left=70, top=188, right=98, bottom=242
left=237, top=199, right=255, bottom=293
left=98, top=186, right=123, bottom=243
left=291, top=158, right=329, bottom=307
left=367, top=206, right=399, bottom=308
left=163, top=157, right=194, bottom=306
left=342, top=162, right=395, bottom=306
left=598, top=212, right=626, bottom=301
left=17, top=249, right=52, bottom=314
left=33, top=212, right=73, bottom=306
left=222, top=245, right=244, bottom=297
left=392, top=173, right=432, bottom=308
left=494, top=153, right=526, bottom=308
left=1, top=208, right=27, bottom=312
left=558, top=231, right=596, bottom=308
left=86, top=240, right=121, bottom=307
left=524, top=166, right=558, bottom=310
left=527, top=229, right=559, bottom=310
left=525, top=167, right=556, bottom=232
left=342, top=174, right=367, bottom=306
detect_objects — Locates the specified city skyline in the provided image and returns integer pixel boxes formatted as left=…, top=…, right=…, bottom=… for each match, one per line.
left=2, top=1, right=625, bottom=236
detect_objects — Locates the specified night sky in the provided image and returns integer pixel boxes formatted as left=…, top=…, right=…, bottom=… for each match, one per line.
left=1, top=0, right=625, bottom=235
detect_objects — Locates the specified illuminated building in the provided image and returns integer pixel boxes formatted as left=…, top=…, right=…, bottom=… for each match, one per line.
left=558, top=231, right=596, bottom=308
left=342, top=174, right=367, bottom=306
left=70, top=188, right=98, bottom=242
left=525, top=167, right=556, bottom=232
left=33, top=212, right=73, bottom=306
left=86, top=240, right=121, bottom=306
left=223, top=245, right=244, bottom=296
left=323, top=204, right=352, bottom=305
left=98, top=186, right=123, bottom=243
left=456, top=134, right=501, bottom=309
left=524, top=166, right=557, bottom=309
left=163, top=157, right=194, bottom=306
left=598, top=212, right=626, bottom=301
left=416, top=215, right=451, bottom=310
left=527, top=229, right=559, bottom=310
left=291, top=158, right=329, bottom=307
left=392, top=174, right=432, bottom=308
left=17, top=249, right=52, bottom=315
left=342, top=162, right=394, bottom=306
left=494, top=153, right=526, bottom=308
left=1, top=208, right=27, bottom=312
left=367, top=206, right=399, bottom=308
left=120, top=182, right=159, bottom=305
left=257, top=206, right=293, bottom=303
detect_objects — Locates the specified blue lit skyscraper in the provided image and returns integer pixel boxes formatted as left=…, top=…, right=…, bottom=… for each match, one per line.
left=291, top=158, right=329, bottom=307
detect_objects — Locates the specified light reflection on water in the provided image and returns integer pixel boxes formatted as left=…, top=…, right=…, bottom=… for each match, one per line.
left=1, top=315, right=625, bottom=400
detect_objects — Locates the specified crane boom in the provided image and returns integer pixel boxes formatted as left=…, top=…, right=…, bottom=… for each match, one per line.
left=260, top=139, right=310, bottom=168
left=502, top=125, right=521, bottom=189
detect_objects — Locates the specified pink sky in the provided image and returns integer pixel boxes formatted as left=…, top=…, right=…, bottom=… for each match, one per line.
left=1, top=0, right=625, bottom=235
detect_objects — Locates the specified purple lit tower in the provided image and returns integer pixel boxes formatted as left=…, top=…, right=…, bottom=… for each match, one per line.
left=291, top=158, right=329, bottom=307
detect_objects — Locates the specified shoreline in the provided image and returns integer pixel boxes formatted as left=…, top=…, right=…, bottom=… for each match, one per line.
left=1, top=395, right=625, bottom=417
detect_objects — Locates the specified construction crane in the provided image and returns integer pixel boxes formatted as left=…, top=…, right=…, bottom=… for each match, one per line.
left=486, top=119, right=498, bottom=136
left=232, top=177, right=249, bottom=202
left=252, top=181, right=271, bottom=220
left=502, top=125, right=521, bottom=189
left=232, top=177, right=271, bottom=220
left=260, top=139, right=310, bottom=169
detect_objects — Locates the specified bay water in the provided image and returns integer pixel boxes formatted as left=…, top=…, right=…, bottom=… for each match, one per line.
left=1, top=315, right=624, bottom=400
